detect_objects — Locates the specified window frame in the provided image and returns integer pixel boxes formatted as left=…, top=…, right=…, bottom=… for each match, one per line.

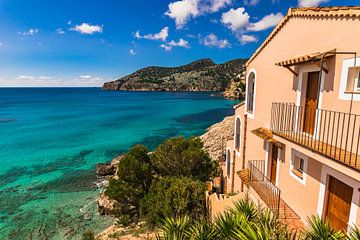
left=289, top=149, right=308, bottom=185
left=245, top=69, right=257, bottom=118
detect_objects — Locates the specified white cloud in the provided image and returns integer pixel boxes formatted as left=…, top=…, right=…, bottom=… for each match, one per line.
left=70, top=23, right=103, bottom=35
left=0, top=42, right=2, bottom=46
left=135, top=27, right=169, bottom=41
left=166, top=0, right=200, bottom=29
left=238, top=34, right=257, bottom=44
left=161, top=38, right=190, bottom=51
left=129, top=49, right=137, bottom=55
left=221, top=8, right=250, bottom=32
left=200, top=33, right=231, bottom=48
left=166, top=0, right=232, bottom=29
left=160, top=44, right=173, bottom=52
left=56, top=28, right=65, bottom=34
left=243, top=0, right=260, bottom=5
left=1, top=75, right=107, bottom=87
left=298, top=0, right=329, bottom=7
left=247, top=12, right=283, bottom=31
left=18, top=28, right=39, bottom=36
left=207, top=0, right=232, bottom=12
left=80, top=75, right=92, bottom=79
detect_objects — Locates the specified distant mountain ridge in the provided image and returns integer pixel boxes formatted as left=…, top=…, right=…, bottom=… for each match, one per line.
left=102, top=58, right=247, bottom=93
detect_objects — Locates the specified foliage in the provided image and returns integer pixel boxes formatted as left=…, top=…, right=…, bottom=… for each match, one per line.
left=151, top=137, right=217, bottom=181
left=105, top=145, right=153, bottom=223
left=156, top=196, right=297, bottom=240
left=105, top=136, right=217, bottom=226
left=302, top=216, right=344, bottom=240
left=347, top=225, right=360, bottom=240
left=81, top=230, right=95, bottom=240
left=140, top=176, right=206, bottom=225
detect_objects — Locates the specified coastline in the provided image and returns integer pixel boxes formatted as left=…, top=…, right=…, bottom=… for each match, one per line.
left=95, top=113, right=236, bottom=239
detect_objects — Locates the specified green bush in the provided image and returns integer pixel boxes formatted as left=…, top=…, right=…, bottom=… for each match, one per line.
left=81, top=230, right=95, bottom=240
left=151, top=137, right=217, bottom=181
left=140, top=176, right=206, bottom=225
left=105, top=145, right=153, bottom=223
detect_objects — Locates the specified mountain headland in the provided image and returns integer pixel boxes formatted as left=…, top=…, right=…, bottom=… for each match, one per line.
left=102, top=58, right=247, bottom=98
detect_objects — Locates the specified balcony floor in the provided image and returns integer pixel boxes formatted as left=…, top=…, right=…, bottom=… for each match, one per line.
left=274, top=131, right=360, bottom=171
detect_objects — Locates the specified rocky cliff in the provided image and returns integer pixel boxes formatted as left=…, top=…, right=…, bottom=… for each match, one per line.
left=200, top=115, right=235, bottom=160
left=102, top=58, right=247, bottom=93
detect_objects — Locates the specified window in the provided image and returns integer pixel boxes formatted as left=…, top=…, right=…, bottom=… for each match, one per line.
left=292, top=156, right=305, bottom=179
left=246, top=70, right=256, bottom=115
left=345, top=66, right=360, bottom=92
left=235, top=118, right=241, bottom=149
left=339, top=58, right=360, bottom=101
left=226, top=149, right=231, bottom=178
left=355, top=71, right=360, bottom=92
left=290, top=149, right=308, bottom=185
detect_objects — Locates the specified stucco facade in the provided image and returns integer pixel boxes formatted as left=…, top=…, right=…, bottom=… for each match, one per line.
left=221, top=6, right=360, bottom=230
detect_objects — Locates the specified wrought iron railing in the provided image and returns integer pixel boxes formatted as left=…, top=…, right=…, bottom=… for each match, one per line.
left=248, top=160, right=281, bottom=215
left=270, top=103, right=360, bottom=172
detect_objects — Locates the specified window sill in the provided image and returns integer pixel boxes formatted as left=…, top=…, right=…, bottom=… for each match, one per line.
left=344, top=91, right=360, bottom=94
left=291, top=169, right=304, bottom=180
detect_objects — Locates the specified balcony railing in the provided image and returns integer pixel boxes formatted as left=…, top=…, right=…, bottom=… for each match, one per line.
left=248, top=160, right=281, bottom=215
left=271, top=103, right=360, bottom=172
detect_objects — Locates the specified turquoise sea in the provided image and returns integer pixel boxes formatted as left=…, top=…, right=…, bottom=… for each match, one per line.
left=0, top=88, right=237, bottom=240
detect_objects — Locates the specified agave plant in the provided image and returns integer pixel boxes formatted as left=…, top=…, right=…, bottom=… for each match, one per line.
left=301, top=216, right=344, bottom=240
left=188, top=221, right=217, bottom=240
left=156, top=215, right=191, bottom=240
left=347, top=225, right=360, bottom=240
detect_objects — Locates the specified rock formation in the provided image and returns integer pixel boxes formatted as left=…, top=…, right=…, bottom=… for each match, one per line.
left=102, top=58, right=247, bottom=95
left=200, top=115, right=235, bottom=161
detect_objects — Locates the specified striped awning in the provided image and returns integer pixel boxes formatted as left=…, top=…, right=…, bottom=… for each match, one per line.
left=275, top=49, right=336, bottom=67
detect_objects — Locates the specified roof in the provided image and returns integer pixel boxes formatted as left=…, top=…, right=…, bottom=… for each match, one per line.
left=275, top=49, right=336, bottom=67
left=246, top=6, right=360, bottom=66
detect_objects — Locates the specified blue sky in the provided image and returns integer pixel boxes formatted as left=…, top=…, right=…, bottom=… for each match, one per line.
left=0, top=0, right=358, bottom=86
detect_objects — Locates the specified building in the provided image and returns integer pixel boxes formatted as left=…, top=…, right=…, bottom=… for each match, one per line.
left=208, top=6, right=360, bottom=232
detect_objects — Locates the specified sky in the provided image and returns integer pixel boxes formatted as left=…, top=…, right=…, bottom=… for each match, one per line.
left=0, top=0, right=358, bottom=87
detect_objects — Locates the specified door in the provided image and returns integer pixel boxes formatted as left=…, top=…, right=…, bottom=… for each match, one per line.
left=270, top=145, right=278, bottom=185
left=303, top=71, right=319, bottom=135
left=324, top=176, right=353, bottom=231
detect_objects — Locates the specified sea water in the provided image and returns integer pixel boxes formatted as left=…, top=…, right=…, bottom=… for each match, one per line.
left=0, top=88, right=237, bottom=239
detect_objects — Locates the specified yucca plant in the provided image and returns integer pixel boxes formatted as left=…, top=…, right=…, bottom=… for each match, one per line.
left=156, top=215, right=191, bottom=240
left=347, top=225, right=360, bottom=240
left=188, top=221, right=217, bottom=240
left=302, top=216, right=345, bottom=240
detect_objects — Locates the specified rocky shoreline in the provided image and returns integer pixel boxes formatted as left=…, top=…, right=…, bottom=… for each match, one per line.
left=95, top=114, right=236, bottom=239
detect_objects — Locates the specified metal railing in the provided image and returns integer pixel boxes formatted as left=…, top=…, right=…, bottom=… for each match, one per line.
left=248, top=160, right=281, bottom=215
left=270, top=103, right=360, bottom=171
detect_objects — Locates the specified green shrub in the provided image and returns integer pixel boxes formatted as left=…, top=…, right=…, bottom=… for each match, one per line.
left=81, top=230, right=95, bottom=240
left=151, top=137, right=217, bottom=181
left=105, top=145, right=153, bottom=223
left=140, top=176, right=206, bottom=225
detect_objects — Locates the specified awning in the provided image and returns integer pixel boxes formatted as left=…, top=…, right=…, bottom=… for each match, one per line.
left=275, top=49, right=336, bottom=67
left=251, top=127, right=282, bottom=147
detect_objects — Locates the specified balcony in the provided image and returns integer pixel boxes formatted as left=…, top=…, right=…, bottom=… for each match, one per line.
left=271, top=103, right=360, bottom=172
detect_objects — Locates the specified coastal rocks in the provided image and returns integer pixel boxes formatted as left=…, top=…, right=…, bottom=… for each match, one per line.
left=222, top=67, right=246, bottom=100
left=96, top=163, right=116, bottom=176
left=200, top=115, right=235, bottom=160
left=96, top=156, right=122, bottom=215
left=97, top=192, right=118, bottom=215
